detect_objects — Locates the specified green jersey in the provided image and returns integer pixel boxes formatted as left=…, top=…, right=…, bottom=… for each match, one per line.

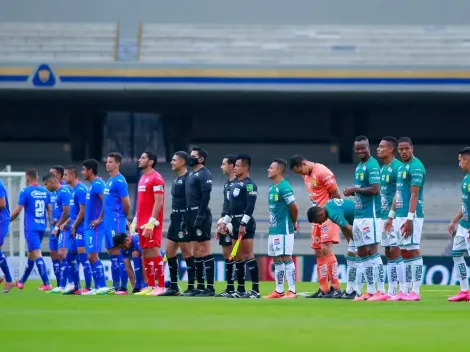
left=395, top=157, right=426, bottom=218
left=380, top=159, right=402, bottom=220
left=459, top=174, right=470, bottom=229
left=268, top=179, right=296, bottom=235
left=353, top=157, right=381, bottom=219
left=325, top=198, right=355, bottom=228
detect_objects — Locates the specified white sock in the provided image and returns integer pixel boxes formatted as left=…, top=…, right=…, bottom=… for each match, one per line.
left=396, top=258, right=405, bottom=293
left=404, top=261, right=412, bottom=294
left=363, top=257, right=376, bottom=294
left=355, top=260, right=365, bottom=294
left=284, top=259, right=296, bottom=293
left=453, top=256, right=469, bottom=291
left=411, top=256, right=424, bottom=295
left=387, top=260, right=398, bottom=296
left=371, top=254, right=385, bottom=293
left=274, top=261, right=285, bottom=293
left=346, top=256, right=357, bottom=294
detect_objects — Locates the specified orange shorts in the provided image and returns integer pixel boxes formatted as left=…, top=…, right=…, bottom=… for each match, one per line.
left=138, top=227, right=162, bottom=249
left=311, top=219, right=340, bottom=249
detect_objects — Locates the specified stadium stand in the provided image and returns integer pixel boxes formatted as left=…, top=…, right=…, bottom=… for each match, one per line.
left=138, top=24, right=470, bottom=64
left=0, top=22, right=119, bottom=61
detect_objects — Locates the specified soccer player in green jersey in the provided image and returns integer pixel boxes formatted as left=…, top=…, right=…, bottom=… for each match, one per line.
left=370, top=136, right=406, bottom=301
left=343, top=135, right=383, bottom=301
left=447, top=147, right=470, bottom=302
left=264, top=159, right=299, bottom=299
left=384, top=137, right=426, bottom=301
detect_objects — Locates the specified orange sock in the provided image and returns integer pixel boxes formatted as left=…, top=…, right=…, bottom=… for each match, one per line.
left=317, top=257, right=329, bottom=293
left=325, top=253, right=340, bottom=289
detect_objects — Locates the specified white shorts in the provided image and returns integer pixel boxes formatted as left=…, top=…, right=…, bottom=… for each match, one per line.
left=396, top=217, right=424, bottom=250
left=268, top=233, right=294, bottom=257
left=452, top=225, right=470, bottom=255
left=380, top=218, right=399, bottom=247
left=352, top=218, right=381, bottom=248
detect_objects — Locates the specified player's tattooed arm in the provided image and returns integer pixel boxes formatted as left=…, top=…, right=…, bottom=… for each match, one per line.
left=10, top=205, right=24, bottom=221
left=401, top=185, right=420, bottom=237
left=72, top=204, right=85, bottom=234
left=57, top=205, right=69, bottom=227
left=448, top=208, right=463, bottom=235
left=352, top=183, right=379, bottom=196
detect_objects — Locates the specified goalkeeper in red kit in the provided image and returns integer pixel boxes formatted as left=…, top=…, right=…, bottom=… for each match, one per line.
left=131, top=150, right=166, bottom=296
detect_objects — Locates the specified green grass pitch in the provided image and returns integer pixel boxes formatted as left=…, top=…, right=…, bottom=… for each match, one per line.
left=1, top=282, right=469, bottom=351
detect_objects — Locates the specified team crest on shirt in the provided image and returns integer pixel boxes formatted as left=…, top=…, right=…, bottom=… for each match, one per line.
left=359, top=173, right=364, bottom=181
left=402, top=171, right=407, bottom=179
left=233, top=188, right=240, bottom=197
left=467, top=184, right=470, bottom=192
left=311, top=179, right=317, bottom=187
left=386, top=175, right=390, bottom=183
left=274, top=194, right=279, bottom=202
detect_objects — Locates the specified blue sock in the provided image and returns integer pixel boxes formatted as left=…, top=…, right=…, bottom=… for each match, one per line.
left=20, top=259, right=34, bottom=284
left=119, top=255, right=128, bottom=290
left=132, top=257, right=143, bottom=289
left=92, top=260, right=107, bottom=288
left=79, top=253, right=92, bottom=289
left=0, top=250, right=12, bottom=283
left=66, top=253, right=80, bottom=289
left=67, top=255, right=75, bottom=284
left=59, top=259, right=69, bottom=288
left=52, top=259, right=60, bottom=287
left=109, top=255, right=120, bottom=290
left=35, top=257, right=50, bottom=286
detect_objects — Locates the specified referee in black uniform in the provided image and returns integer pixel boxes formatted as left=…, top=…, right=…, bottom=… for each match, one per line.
left=183, top=146, right=214, bottom=297
left=215, top=154, right=237, bottom=297
left=159, top=151, right=193, bottom=296
left=218, top=154, right=260, bottom=298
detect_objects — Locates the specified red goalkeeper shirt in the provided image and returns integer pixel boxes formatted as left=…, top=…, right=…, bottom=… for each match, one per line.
left=136, top=170, right=165, bottom=228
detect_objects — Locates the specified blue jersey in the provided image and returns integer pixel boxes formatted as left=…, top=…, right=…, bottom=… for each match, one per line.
left=18, top=185, right=51, bottom=231
left=0, top=179, right=11, bottom=226
left=121, top=234, right=142, bottom=257
left=54, top=186, right=72, bottom=229
left=84, top=178, right=105, bottom=231
left=104, top=174, right=129, bottom=224
left=70, top=183, right=88, bottom=234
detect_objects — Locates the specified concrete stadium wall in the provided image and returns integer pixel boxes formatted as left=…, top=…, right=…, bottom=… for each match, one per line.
left=2, top=0, right=470, bottom=37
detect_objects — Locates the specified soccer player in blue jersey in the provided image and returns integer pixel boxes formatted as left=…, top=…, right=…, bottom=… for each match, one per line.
left=104, top=153, right=131, bottom=294
left=44, top=173, right=78, bottom=294
left=64, top=166, right=92, bottom=293
left=0, top=178, right=14, bottom=293
left=81, top=159, right=108, bottom=295
left=113, top=232, right=144, bottom=294
left=48, top=166, right=64, bottom=286
left=11, top=169, right=52, bottom=290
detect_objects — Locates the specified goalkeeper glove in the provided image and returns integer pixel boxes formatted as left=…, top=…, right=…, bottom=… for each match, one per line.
left=130, top=217, right=137, bottom=234
left=140, top=217, right=160, bottom=230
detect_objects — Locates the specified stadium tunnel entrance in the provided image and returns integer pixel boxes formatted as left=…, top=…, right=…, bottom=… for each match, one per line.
left=0, top=89, right=469, bottom=166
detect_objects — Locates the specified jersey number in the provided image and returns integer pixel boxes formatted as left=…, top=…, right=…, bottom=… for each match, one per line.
left=35, top=200, right=45, bottom=218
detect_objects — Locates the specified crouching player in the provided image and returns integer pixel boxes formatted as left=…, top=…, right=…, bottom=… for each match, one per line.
left=307, top=198, right=358, bottom=299
left=113, top=233, right=145, bottom=294
left=264, top=159, right=299, bottom=299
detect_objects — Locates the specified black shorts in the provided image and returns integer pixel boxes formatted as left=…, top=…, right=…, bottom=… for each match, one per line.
left=167, top=210, right=192, bottom=243
left=219, top=234, right=233, bottom=247
left=186, top=209, right=212, bottom=242
left=231, top=217, right=256, bottom=240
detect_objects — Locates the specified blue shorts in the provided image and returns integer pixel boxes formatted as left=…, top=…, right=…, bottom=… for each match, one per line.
left=85, top=228, right=104, bottom=254
left=26, top=230, right=45, bottom=252
left=58, top=229, right=77, bottom=252
left=75, top=231, right=86, bottom=248
left=49, top=232, right=59, bottom=251
left=0, top=225, right=9, bottom=247
left=104, top=219, right=127, bottom=250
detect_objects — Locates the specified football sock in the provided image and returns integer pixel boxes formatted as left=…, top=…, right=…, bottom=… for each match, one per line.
left=91, top=260, right=106, bottom=289
left=345, top=255, right=357, bottom=294
left=411, top=256, right=423, bottom=295
left=324, top=253, right=340, bottom=290
left=185, top=256, right=195, bottom=291
left=317, top=257, right=329, bottom=293
left=395, top=257, right=405, bottom=293
left=204, top=255, right=215, bottom=290
left=235, top=260, right=246, bottom=293
left=132, top=256, right=144, bottom=289
left=155, top=255, right=164, bottom=288
left=387, top=259, right=398, bottom=296
left=404, top=260, right=412, bottom=294
left=35, top=257, right=50, bottom=286
left=453, top=255, right=469, bottom=291
left=20, top=259, right=34, bottom=284
left=79, top=253, right=92, bottom=289
left=59, top=259, right=69, bottom=288
left=119, top=255, right=128, bottom=290
left=52, top=259, right=60, bottom=287
left=274, top=261, right=285, bottom=294
left=354, top=259, right=365, bottom=295
left=66, top=252, right=80, bottom=289
left=370, top=253, right=385, bottom=293
left=143, top=257, right=156, bottom=288
left=362, top=256, right=376, bottom=295
left=0, top=250, right=12, bottom=283
left=109, top=255, right=120, bottom=290
left=284, top=259, right=296, bottom=293
left=194, top=257, right=205, bottom=290
left=225, top=259, right=235, bottom=292
left=247, top=258, right=259, bottom=293
left=168, top=256, right=179, bottom=290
